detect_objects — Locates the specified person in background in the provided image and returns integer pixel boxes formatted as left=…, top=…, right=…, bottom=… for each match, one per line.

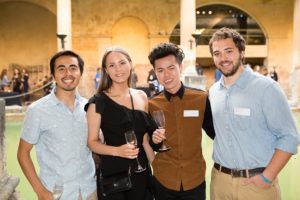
left=0, top=69, right=11, bottom=92
left=42, top=75, right=54, bottom=96
left=17, top=50, right=97, bottom=200
left=12, top=68, right=22, bottom=93
left=85, top=46, right=156, bottom=200
left=260, top=65, right=269, bottom=76
left=22, top=68, right=30, bottom=105
left=208, top=27, right=300, bottom=200
left=253, top=65, right=261, bottom=73
left=270, top=67, right=278, bottom=81
left=214, top=68, right=222, bottom=82
left=196, top=64, right=204, bottom=76
left=147, top=69, right=163, bottom=97
left=95, top=67, right=101, bottom=89
left=148, top=43, right=215, bottom=200
left=130, top=68, right=138, bottom=88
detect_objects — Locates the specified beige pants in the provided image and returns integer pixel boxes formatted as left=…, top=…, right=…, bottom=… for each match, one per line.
left=210, top=167, right=281, bottom=200
left=78, top=191, right=97, bottom=200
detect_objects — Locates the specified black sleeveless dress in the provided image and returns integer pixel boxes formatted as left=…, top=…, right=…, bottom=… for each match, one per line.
left=85, top=91, right=156, bottom=199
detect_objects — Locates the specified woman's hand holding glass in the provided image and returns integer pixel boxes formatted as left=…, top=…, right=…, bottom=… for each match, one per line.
left=116, top=142, right=139, bottom=159
left=125, top=130, right=146, bottom=173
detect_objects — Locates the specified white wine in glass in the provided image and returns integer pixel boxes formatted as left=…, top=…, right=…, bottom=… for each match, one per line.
left=152, top=110, right=171, bottom=152
left=124, top=130, right=146, bottom=173
left=53, top=181, right=64, bottom=200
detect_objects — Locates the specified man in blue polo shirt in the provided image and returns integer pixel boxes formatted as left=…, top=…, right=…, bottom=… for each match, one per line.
left=209, top=27, right=300, bottom=200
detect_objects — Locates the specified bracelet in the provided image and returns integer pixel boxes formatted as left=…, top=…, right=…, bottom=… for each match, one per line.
left=259, top=174, right=272, bottom=184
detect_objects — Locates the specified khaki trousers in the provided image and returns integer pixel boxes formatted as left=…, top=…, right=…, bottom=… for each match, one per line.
left=210, top=167, right=281, bottom=200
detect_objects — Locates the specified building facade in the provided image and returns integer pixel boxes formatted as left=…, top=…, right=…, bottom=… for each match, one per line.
left=0, top=0, right=299, bottom=99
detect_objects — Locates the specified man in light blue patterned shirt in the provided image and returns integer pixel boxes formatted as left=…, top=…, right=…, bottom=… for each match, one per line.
left=208, top=27, right=300, bottom=200
left=17, top=51, right=96, bottom=200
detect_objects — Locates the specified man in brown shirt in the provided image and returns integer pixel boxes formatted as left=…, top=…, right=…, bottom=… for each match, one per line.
left=148, top=43, right=215, bottom=200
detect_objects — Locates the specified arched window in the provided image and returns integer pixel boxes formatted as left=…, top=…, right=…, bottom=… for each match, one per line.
left=170, top=4, right=266, bottom=46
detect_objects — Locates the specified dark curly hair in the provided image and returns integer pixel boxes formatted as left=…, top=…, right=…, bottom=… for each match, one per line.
left=148, top=43, right=185, bottom=68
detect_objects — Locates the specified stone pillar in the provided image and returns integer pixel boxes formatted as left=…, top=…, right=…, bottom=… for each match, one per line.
left=289, top=0, right=300, bottom=107
left=57, top=0, right=72, bottom=50
left=292, top=0, right=300, bottom=67
left=180, top=0, right=196, bottom=69
left=180, top=0, right=201, bottom=88
left=0, top=99, right=20, bottom=200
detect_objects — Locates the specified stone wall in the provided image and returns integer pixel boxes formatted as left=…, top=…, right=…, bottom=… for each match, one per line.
left=0, top=99, right=20, bottom=200
left=0, top=0, right=296, bottom=97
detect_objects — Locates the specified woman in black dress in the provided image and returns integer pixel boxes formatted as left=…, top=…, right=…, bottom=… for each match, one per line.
left=85, top=46, right=155, bottom=200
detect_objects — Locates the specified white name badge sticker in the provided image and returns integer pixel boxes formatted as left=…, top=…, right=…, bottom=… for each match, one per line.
left=183, top=110, right=199, bottom=117
left=234, top=107, right=251, bottom=116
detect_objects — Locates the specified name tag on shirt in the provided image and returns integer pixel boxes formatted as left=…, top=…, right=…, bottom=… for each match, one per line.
left=183, top=110, right=199, bottom=117
left=234, top=107, right=251, bottom=116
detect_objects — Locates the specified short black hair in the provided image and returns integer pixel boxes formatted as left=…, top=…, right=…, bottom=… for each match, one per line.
left=49, top=50, right=84, bottom=76
left=148, top=43, right=185, bottom=68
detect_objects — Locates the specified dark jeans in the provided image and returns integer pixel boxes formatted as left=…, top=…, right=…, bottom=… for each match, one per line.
left=152, top=177, right=206, bottom=200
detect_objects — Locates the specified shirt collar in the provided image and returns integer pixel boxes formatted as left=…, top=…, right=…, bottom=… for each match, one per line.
left=218, top=66, right=252, bottom=89
left=164, top=82, right=185, bottom=101
left=48, top=87, right=81, bottom=106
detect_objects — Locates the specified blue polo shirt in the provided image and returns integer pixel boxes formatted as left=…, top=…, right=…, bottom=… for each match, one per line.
left=21, top=90, right=96, bottom=199
left=209, top=66, right=300, bottom=169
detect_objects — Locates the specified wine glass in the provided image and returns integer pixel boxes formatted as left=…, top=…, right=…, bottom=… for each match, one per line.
left=124, top=130, right=146, bottom=173
left=152, top=110, right=171, bottom=152
left=52, top=181, right=64, bottom=200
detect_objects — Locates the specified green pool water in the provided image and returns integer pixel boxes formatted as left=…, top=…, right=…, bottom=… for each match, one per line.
left=4, top=112, right=300, bottom=200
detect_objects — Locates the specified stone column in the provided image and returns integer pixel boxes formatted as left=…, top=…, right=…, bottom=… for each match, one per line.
left=0, top=99, right=20, bottom=200
left=180, top=0, right=196, bottom=69
left=289, top=0, right=300, bottom=107
left=292, top=0, right=300, bottom=67
left=57, top=0, right=72, bottom=50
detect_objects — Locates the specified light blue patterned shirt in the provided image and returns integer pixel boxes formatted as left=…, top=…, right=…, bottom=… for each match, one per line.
left=209, top=66, right=300, bottom=169
left=21, top=90, right=96, bottom=199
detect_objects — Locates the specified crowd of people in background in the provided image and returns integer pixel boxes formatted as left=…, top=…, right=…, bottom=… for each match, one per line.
left=0, top=67, right=55, bottom=105
left=253, top=64, right=278, bottom=81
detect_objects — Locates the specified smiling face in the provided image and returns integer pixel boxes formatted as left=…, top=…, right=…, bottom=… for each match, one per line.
left=105, top=51, right=132, bottom=85
left=53, top=55, right=82, bottom=92
left=212, top=38, right=244, bottom=78
left=154, top=55, right=182, bottom=94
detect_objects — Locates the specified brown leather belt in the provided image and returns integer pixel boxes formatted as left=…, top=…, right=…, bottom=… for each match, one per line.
left=214, top=163, right=265, bottom=178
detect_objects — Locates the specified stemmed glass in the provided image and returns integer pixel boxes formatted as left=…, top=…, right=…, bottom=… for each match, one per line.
left=124, top=130, right=146, bottom=173
left=152, top=110, right=171, bottom=152
left=52, top=181, right=64, bottom=200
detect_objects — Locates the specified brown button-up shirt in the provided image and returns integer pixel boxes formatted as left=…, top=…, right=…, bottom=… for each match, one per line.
left=149, top=85, right=215, bottom=191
